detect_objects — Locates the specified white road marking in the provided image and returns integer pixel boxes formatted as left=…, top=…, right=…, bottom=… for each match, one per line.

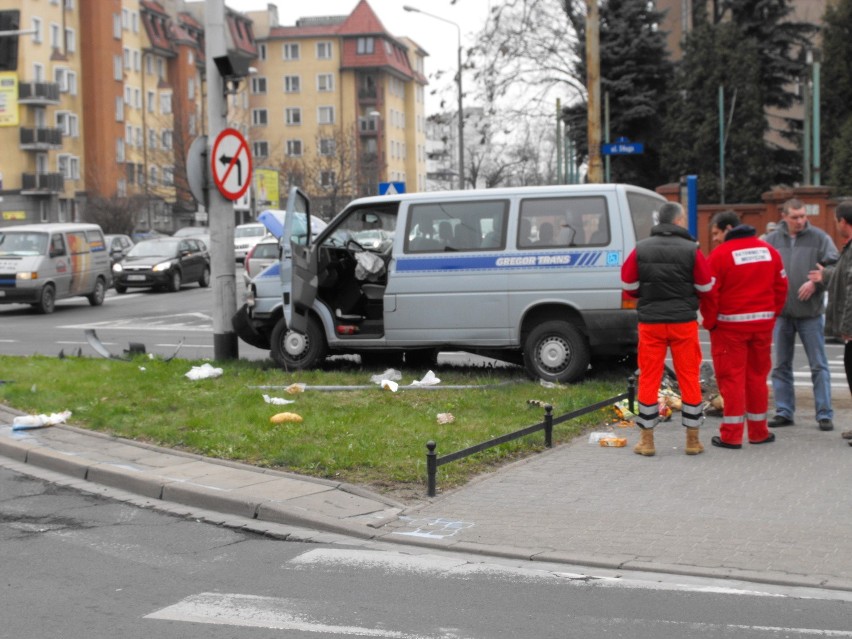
left=145, top=592, right=467, bottom=638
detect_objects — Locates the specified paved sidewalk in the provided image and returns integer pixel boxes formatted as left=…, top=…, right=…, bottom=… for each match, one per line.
left=1, top=386, right=850, bottom=591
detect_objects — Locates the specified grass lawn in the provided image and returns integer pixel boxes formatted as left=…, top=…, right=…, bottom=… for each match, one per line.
left=0, top=354, right=632, bottom=500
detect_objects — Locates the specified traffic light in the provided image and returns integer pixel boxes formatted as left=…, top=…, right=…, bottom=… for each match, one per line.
left=0, top=10, right=21, bottom=72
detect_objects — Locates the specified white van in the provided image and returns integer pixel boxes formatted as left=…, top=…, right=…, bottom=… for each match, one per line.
left=234, top=184, right=666, bottom=382
left=0, top=223, right=112, bottom=313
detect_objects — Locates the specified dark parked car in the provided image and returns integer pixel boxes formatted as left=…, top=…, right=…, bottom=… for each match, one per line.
left=104, top=234, right=134, bottom=266
left=112, top=237, right=210, bottom=293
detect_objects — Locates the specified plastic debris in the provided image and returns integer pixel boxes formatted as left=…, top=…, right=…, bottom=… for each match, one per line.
left=185, top=363, right=223, bottom=380
left=381, top=380, right=399, bottom=392
left=539, top=379, right=558, bottom=388
left=612, top=400, right=635, bottom=420
left=263, top=394, right=295, bottom=405
left=411, top=370, right=440, bottom=386
left=588, top=431, right=614, bottom=444
left=370, top=369, right=402, bottom=384
left=12, top=410, right=72, bottom=431
left=270, top=412, right=303, bottom=424
left=436, top=412, right=455, bottom=424
left=285, top=383, right=306, bottom=394
left=599, top=437, right=627, bottom=447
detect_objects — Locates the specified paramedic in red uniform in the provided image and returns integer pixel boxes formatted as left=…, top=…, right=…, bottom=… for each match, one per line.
left=621, top=202, right=715, bottom=457
left=702, top=212, right=788, bottom=449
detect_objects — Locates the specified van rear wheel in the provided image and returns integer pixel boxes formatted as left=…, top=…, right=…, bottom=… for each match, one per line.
left=270, top=315, right=327, bottom=370
left=523, top=320, right=590, bottom=383
left=87, top=277, right=106, bottom=306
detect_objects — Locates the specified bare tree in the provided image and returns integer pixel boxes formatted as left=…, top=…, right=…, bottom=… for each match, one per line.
left=83, top=194, right=147, bottom=235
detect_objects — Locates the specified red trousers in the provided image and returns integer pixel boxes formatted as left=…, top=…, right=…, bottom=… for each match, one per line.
left=710, top=325, right=773, bottom=445
left=637, top=322, right=703, bottom=428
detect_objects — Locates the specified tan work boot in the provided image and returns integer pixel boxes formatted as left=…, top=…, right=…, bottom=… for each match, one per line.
left=633, top=427, right=656, bottom=456
left=685, top=427, right=704, bottom=455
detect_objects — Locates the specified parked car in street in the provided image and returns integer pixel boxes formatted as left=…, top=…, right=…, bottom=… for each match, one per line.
left=243, top=235, right=279, bottom=281
left=234, top=222, right=266, bottom=262
left=112, top=237, right=210, bottom=293
left=104, top=234, right=134, bottom=267
left=242, top=210, right=328, bottom=284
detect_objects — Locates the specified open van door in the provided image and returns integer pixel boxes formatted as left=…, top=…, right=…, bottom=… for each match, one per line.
left=280, top=186, right=314, bottom=333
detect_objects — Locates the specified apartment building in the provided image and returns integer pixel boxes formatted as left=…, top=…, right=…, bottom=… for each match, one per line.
left=246, top=0, right=427, bottom=216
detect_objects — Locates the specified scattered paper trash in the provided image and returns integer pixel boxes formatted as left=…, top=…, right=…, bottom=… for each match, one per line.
left=185, top=363, right=223, bottom=380
left=285, top=382, right=306, bottom=394
left=139, top=366, right=146, bottom=372
left=12, top=410, right=72, bottom=431
left=588, top=431, right=613, bottom=444
left=370, top=369, right=402, bottom=384
left=539, top=379, right=558, bottom=388
left=599, top=437, right=628, bottom=447
left=411, top=370, right=441, bottom=386
left=612, top=400, right=635, bottom=420
left=436, top=412, right=455, bottom=424
left=381, top=379, right=399, bottom=392
left=263, top=394, right=294, bottom=405
left=270, top=411, right=303, bottom=424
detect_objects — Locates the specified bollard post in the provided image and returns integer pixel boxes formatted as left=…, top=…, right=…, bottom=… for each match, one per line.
left=544, top=404, right=553, bottom=447
left=426, top=440, right=437, bottom=497
left=627, top=375, right=636, bottom=414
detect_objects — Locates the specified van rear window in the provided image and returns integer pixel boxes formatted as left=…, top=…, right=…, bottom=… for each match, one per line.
left=627, top=192, right=665, bottom=241
left=405, top=200, right=508, bottom=253
left=518, top=196, right=609, bottom=248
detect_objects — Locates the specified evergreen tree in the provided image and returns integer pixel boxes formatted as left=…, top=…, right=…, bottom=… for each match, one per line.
left=661, top=21, right=774, bottom=203
left=561, top=0, right=672, bottom=189
left=820, top=0, right=852, bottom=193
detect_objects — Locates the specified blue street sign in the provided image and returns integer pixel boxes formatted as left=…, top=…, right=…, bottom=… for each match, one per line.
left=379, top=181, right=406, bottom=195
left=601, top=141, right=645, bottom=156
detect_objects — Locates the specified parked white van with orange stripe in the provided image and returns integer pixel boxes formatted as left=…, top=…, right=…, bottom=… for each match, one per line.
left=0, top=223, right=111, bottom=313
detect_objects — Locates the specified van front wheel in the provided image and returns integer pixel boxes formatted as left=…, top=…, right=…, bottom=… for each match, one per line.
left=523, top=320, right=590, bottom=384
left=33, top=284, right=56, bottom=314
left=270, top=315, right=327, bottom=370
left=87, top=277, right=106, bottom=306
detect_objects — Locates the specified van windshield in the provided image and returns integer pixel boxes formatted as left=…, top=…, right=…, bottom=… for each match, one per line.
left=0, top=231, right=49, bottom=257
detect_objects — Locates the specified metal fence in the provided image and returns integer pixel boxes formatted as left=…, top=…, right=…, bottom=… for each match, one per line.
left=425, top=376, right=635, bottom=497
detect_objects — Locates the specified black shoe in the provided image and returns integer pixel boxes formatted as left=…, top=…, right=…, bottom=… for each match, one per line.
left=750, top=432, right=776, bottom=445
left=818, top=419, right=834, bottom=431
left=768, top=415, right=794, bottom=427
left=711, top=436, right=741, bottom=449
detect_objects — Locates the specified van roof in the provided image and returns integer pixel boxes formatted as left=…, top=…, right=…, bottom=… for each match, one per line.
left=343, top=183, right=663, bottom=208
left=0, top=223, right=104, bottom=233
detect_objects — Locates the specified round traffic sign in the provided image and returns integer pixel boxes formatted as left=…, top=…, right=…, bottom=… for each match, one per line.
left=210, top=128, right=253, bottom=201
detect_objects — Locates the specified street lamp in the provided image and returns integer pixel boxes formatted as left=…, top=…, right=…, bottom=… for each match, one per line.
left=403, top=5, right=465, bottom=190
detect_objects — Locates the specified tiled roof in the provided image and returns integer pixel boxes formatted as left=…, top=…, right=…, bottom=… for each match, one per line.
left=336, top=0, right=387, bottom=36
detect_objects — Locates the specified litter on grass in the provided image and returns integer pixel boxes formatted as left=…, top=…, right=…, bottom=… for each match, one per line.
left=263, top=394, right=295, bottom=405
left=436, top=412, right=455, bottom=424
left=12, top=410, right=72, bottom=431
left=411, top=370, right=441, bottom=386
left=185, top=363, right=223, bottom=380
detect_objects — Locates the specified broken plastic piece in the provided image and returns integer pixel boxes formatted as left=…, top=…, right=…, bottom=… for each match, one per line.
left=185, top=363, right=223, bottom=380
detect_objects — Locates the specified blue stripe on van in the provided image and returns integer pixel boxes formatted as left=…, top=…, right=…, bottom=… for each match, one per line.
left=256, top=262, right=281, bottom=278
left=395, top=251, right=619, bottom=272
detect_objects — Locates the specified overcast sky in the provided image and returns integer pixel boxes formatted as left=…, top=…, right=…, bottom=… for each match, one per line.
left=225, top=0, right=492, bottom=114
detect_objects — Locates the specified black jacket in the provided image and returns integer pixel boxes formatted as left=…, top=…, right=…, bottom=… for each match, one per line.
left=635, top=223, right=699, bottom=324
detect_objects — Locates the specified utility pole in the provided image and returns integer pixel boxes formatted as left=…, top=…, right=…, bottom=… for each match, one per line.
left=205, top=0, right=238, bottom=360
left=585, top=0, right=603, bottom=183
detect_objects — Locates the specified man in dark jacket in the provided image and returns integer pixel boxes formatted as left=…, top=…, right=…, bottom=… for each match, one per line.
left=764, top=198, right=838, bottom=431
left=621, top=202, right=714, bottom=457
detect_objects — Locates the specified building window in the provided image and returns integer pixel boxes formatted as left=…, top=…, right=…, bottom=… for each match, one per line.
left=149, top=166, right=158, bottom=186
left=32, top=18, right=42, bottom=44
left=54, top=67, right=68, bottom=91
left=147, top=90, right=155, bottom=112
left=286, top=140, right=302, bottom=157
left=319, top=138, right=335, bottom=156
left=356, top=37, right=373, bottom=54
left=252, top=109, right=268, bottom=126
left=162, top=130, right=172, bottom=149
left=51, top=23, right=61, bottom=49
left=113, top=14, right=121, bottom=39
left=316, top=41, right=332, bottom=59
left=321, top=171, right=336, bottom=187
left=163, top=166, right=174, bottom=186
left=145, top=53, right=153, bottom=75
left=58, top=154, right=70, bottom=178
left=251, top=77, right=266, bottom=94
left=283, top=43, right=299, bottom=60
left=114, top=55, right=122, bottom=80
left=160, top=93, right=171, bottom=114
left=284, top=75, right=300, bottom=93
left=67, top=71, right=77, bottom=96
left=317, top=73, right=333, bottom=92
left=253, top=141, right=268, bottom=158
left=116, top=138, right=125, bottom=162
left=70, top=157, right=79, bottom=180
left=258, top=43, right=267, bottom=60
left=133, top=50, right=140, bottom=71
left=115, top=97, right=124, bottom=121
left=148, top=129, right=158, bottom=150
left=123, top=47, right=130, bottom=69
left=285, top=108, right=301, bottom=125
left=318, top=106, right=334, bottom=125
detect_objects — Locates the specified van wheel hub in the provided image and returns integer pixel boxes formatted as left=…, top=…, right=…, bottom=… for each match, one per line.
left=538, top=336, right=570, bottom=371
left=284, top=330, right=308, bottom=356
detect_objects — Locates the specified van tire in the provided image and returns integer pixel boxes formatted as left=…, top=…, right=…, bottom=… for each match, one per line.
left=87, top=277, right=106, bottom=306
left=270, top=315, right=327, bottom=370
left=523, top=320, right=590, bottom=384
left=32, top=284, right=56, bottom=314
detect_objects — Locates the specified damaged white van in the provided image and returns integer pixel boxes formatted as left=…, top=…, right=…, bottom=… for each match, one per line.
left=233, top=184, right=665, bottom=382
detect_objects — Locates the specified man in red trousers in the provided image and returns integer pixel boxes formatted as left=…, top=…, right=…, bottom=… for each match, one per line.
left=702, top=211, right=788, bottom=449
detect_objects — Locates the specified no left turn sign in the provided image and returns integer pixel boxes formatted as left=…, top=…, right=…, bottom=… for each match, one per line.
left=211, top=128, right=253, bottom=201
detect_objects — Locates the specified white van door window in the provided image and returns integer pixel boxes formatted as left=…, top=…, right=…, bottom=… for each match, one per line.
left=627, top=191, right=664, bottom=242
left=405, top=200, right=508, bottom=253
left=518, top=196, right=610, bottom=249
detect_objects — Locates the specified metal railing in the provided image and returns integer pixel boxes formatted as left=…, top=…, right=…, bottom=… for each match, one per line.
left=425, top=377, right=635, bottom=497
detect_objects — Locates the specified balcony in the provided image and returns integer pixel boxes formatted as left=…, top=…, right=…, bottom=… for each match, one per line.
left=358, top=86, right=377, bottom=103
left=358, top=117, right=378, bottom=136
left=20, top=127, right=63, bottom=150
left=21, top=172, right=64, bottom=195
left=18, top=82, right=61, bottom=105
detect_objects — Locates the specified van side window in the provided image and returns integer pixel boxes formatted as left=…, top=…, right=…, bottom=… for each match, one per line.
left=86, top=230, right=106, bottom=253
left=406, top=200, right=508, bottom=253
left=627, top=192, right=662, bottom=241
left=50, top=234, right=67, bottom=257
left=518, top=196, right=610, bottom=248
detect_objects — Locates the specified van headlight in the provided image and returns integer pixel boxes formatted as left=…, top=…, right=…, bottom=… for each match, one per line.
left=152, top=261, right=172, bottom=272
left=16, top=272, right=38, bottom=280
